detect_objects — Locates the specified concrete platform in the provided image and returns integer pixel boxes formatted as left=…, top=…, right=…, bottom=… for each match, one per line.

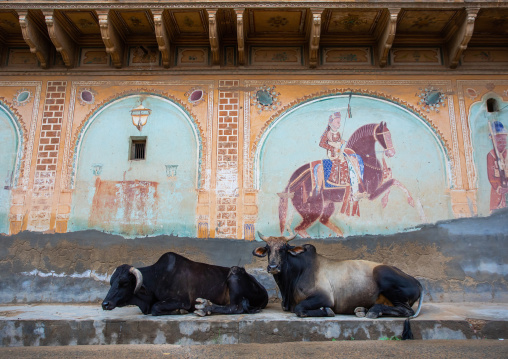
left=1, top=302, right=507, bottom=346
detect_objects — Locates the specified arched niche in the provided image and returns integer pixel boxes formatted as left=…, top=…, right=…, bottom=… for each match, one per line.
left=254, top=93, right=452, bottom=238
left=469, top=93, right=508, bottom=216
left=0, top=103, right=23, bottom=234
left=68, top=94, right=201, bottom=237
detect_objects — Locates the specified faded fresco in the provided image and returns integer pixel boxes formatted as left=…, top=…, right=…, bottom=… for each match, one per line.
left=255, top=94, right=452, bottom=237
left=470, top=94, right=508, bottom=216
left=0, top=106, right=19, bottom=234
left=68, top=95, right=200, bottom=237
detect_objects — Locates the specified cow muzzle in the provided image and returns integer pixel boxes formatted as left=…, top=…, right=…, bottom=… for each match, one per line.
left=101, top=301, right=115, bottom=311
left=267, top=264, right=280, bottom=274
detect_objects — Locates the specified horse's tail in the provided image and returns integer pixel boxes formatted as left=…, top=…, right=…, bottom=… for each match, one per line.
left=278, top=186, right=290, bottom=234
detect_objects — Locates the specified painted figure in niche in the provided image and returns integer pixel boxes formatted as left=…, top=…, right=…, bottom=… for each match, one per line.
left=487, top=120, right=508, bottom=211
left=279, top=116, right=415, bottom=238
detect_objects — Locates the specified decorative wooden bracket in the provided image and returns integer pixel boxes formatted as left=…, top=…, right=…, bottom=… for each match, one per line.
left=447, top=7, right=479, bottom=69
left=207, top=9, right=220, bottom=66
left=0, top=31, right=5, bottom=57
left=151, top=9, right=172, bottom=68
left=235, top=8, right=245, bottom=66
left=377, top=8, right=400, bottom=68
left=309, top=8, right=323, bottom=69
left=96, top=9, right=124, bottom=69
left=18, top=10, right=51, bottom=69
left=43, top=10, right=76, bottom=68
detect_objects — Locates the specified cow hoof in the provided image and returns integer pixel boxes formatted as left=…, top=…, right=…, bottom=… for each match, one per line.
left=195, top=298, right=213, bottom=316
left=195, top=298, right=212, bottom=307
left=354, top=307, right=366, bottom=318
left=195, top=309, right=207, bottom=317
left=325, top=307, right=335, bottom=317
left=366, top=311, right=379, bottom=319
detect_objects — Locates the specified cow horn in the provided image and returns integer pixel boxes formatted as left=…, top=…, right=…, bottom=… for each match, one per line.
left=129, top=267, right=143, bottom=294
left=257, top=231, right=269, bottom=242
left=285, top=234, right=297, bottom=242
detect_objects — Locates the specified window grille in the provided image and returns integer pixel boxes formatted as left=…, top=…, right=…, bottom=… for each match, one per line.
left=130, top=137, right=147, bottom=160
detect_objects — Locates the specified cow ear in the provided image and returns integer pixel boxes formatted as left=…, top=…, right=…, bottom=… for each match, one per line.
left=288, top=246, right=306, bottom=256
left=253, top=247, right=268, bottom=257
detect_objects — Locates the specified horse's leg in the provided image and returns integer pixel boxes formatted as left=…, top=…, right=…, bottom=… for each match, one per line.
left=369, top=179, right=414, bottom=207
left=293, top=197, right=322, bottom=238
left=381, top=189, right=391, bottom=208
left=392, top=179, right=415, bottom=207
left=319, top=202, right=343, bottom=237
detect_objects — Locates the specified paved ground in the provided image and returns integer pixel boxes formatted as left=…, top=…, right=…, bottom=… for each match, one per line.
left=2, top=301, right=508, bottom=321
left=0, top=340, right=507, bottom=359
left=1, top=302, right=507, bottom=346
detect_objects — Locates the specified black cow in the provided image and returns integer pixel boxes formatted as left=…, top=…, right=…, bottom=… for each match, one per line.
left=253, top=233, right=423, bottom=339
left=102, top=252, right=268, bottom=316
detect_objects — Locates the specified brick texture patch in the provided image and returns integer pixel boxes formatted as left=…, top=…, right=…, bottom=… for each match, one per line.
left=28, top=81, right=67, bottom=231
left=216, top=80, right=239, bottom=238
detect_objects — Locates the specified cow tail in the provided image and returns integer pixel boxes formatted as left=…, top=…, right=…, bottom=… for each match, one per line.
left=402, top=281, right=424, bottom=340
left=279, top=186, right=289, bottom=234
left=402, top=318, right=414, bottom=340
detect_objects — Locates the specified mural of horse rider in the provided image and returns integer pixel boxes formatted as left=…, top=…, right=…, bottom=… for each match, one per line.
left=318, top=111, right=365, bottom=214
left=487, top=120, right=508, bottom=211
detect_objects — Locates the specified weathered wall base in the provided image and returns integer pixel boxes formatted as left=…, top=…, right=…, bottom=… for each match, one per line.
left=1, top=303, right=508, bottom=347
left=0, top=209, right=507, bottom=304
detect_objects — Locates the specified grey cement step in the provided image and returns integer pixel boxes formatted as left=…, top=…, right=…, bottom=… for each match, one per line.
left=1, top=302, right=507, bottom=346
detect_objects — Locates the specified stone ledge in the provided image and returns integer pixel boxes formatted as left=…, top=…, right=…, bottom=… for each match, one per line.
left=1, top=303, right=507, bottom=346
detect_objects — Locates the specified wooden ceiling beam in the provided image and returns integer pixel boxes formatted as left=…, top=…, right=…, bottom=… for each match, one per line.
left=206, top=9, right=220, bottom=66
left=377, top=7, right=400, bottom=68
left=152, top=9, right=172, bottom=68
left=309, top=8, right=323, bottom=69
left=235, top=8, right=245, bottom=66
left=43, top=10, right=76, bottom=68
left=446, top=7, right=479, bottom=69
left=96, top=9, right=124, bottom=69
left=18, top=10, right=51, bottom=69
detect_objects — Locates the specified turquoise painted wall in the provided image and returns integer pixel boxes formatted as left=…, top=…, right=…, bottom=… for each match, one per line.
left=470, top=94, right=508, bottom=216
left=0, top=108, right=18, bottom=234
left=256, top=95, right=452, bottom=238
left=69, top=95, right=199, bottom=237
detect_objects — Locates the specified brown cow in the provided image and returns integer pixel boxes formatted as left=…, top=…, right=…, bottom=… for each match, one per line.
left=253, top=233, right=423, bottom=339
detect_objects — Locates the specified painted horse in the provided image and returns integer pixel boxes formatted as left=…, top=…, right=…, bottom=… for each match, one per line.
left=278, top=122, right=414, bottom=237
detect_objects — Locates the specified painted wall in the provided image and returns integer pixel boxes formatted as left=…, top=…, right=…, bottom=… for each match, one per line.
left=0, top=75, right=507, bottom=239
left=256, top=94, right=451, bottom=237
left=0, top=107, right=19, bottom=234
left=0, top=74, right=507, bottom=304
left=69, top=95, right=200, bottom=237
left=470, top=94, right=508, bottom=216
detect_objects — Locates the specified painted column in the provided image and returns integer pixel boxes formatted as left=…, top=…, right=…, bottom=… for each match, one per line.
left=27, top=81, right=67, bottom=231
left=216, top=80, right=239, bottom=238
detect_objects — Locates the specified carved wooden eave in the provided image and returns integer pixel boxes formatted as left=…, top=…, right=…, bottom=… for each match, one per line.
left=96, top=9, right=124, bottom=69
left=207, top=9, right=220, bottom=66
left=152, top=9, right=172, bottom=68
left=447, top=7, right=479, bottom=69
left=377, top=8, right=400, bottom=68
left=43, top=10, right=76, bottom=68
left=309, top=8, right=323, bottom=69
left=18, top=10, right=51, bottom=69
left=235, top=8, right=245, bottom=66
